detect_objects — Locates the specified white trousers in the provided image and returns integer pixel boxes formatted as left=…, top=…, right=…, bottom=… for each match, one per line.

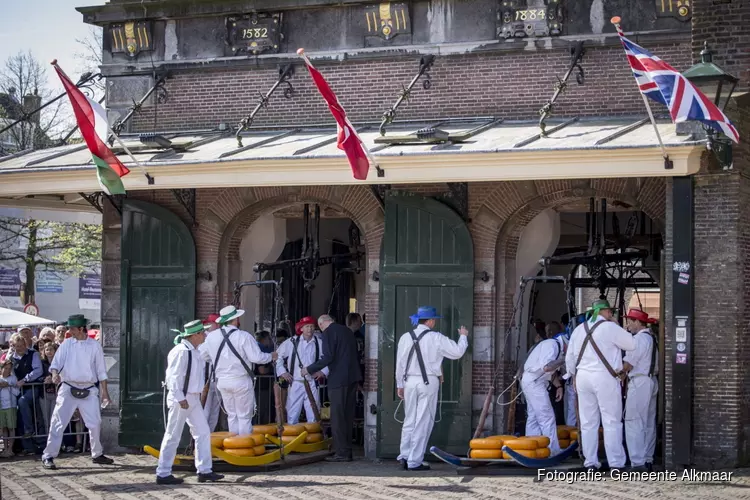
left=576, top=371, right=626, bottom=468
left=203, top=383, right=221, bottom=432
left=397, top=375, right=439, bottom=469
left=286, top=378, right=321, bottom=424
left=42, top=384, right=103, bottom=460
left=156, top=393, right=212, bottom=477
left=521, top=376, right=561, bottom=455
left=625, top=376, right=658, bottom=467
left=217, top=376, right=255, bottom=435
left=564, top=380, right=577, bottom=427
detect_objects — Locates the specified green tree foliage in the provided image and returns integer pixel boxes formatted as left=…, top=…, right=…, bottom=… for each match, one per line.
left=0, top=217, right=101, bottom=304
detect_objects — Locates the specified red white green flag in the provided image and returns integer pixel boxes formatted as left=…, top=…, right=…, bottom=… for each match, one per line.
left=54, top=64, right=130, bottom=195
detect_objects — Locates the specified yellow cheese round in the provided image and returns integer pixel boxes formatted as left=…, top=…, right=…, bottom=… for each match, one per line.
left=536, top=448, right=551, bottom=459
left=210, top=436, right=225, bottom=448
left=559, top=439, right=570, bottom=448
left=302, top=422, right=322, bottom=433
left=282, top=424, right=306, bottom=436
left=503, top=449, right=536, bottom=459
left=280, top=435, right=298, bottom=444
left=525, top=435, right=550, bottom=448
left=224, top=448, right=255, bottom=457
left=223, top=434, right=264, bottom=449
left=253, top=445, right=266, bottom=455
left=305, top=432, right=324, bottom=443
left=556, top=428, right=570, bottom=439
left=469, top=449, right=503, bottom=459
left=569, top=430, right=578, bottom=441
left=489, top=434, right=517, bottom=441
left=469, top=438, right=504, bottom=450
left=503, top=438, right=538, bottom=451
left=252, top=425, right=278, bottom=436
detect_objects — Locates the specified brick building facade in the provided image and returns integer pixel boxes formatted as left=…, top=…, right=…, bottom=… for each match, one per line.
left=1, top=0, right=748, bottom=469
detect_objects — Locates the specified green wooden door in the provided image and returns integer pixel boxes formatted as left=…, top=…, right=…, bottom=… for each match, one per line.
left=119, top=199, right=196, bottom=447
left=377, top=192, right=474, bottom=458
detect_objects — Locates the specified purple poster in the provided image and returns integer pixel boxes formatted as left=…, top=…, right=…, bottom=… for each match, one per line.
left=0, top=268, right=22, bottom=307
left=79, top=273, right=101, bottom=310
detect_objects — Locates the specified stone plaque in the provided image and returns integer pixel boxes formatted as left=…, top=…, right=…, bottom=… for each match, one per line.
left=226, top=12, right=282, bottom=55
left=497, top=0, right=563, bottom=39
left=364, top=2, right=411, bottom=41
left=109, top=21, right=153, bottom=58
left=655, top=0, right=691, bottom=21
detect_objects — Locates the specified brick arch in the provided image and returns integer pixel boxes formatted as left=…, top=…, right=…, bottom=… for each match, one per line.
left=201, top=185, right=384, bottom=311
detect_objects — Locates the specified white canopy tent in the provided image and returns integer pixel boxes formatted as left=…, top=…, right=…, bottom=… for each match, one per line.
left=0, top=307, right=56, bottom=327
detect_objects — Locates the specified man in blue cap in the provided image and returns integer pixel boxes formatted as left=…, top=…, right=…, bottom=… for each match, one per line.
left=395, top=306, right=469, bottom=471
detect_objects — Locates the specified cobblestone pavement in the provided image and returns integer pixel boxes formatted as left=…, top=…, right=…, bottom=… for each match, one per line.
left=1, top=453, right=750, bottom=500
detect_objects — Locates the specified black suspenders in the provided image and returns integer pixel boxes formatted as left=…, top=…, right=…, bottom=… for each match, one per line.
left=183, top=348, right=192, bottom=396
left=289, top=337, right=321, bottom=378
left=404, top=329, right=431, bottom=385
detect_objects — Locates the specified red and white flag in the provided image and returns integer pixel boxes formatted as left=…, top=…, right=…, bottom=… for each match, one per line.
left=298, top=50, right=370, bottom=180
left=54, top=63, right=130, bottom=194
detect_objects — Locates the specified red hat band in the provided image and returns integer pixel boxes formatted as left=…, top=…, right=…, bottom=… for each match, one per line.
left=295, top=316, right=317, bottom=335
left=625, top=308, right=656, bottom=324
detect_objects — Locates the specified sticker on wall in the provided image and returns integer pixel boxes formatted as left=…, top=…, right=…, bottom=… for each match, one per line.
left=676, top=342, right=686, bottom=352
left=676, top=353, right=687, bottom=364
left=676, top=317, right=687, bottom=328
left=673, top=261, right=690, bottom=273
left=675, top=327, right=687, bottom=343
left=678, top=272, right=689, bottom=285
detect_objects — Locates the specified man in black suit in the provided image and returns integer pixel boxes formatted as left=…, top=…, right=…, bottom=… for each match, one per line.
left=302, top=314, right=361, bottom=462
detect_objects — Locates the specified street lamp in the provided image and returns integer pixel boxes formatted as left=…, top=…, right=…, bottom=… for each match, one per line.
left=682, top=42, right=739, bottom=169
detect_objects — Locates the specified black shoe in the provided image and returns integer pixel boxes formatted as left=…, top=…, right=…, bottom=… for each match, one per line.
left=197, top=472, right=224, bottom=483
left=325, top=455, right=352, bottom=462
left=42, top=458, right=56, bottom=470
left=408, top=464, right=431, bottom=471
left=156, top=475, right=183, bottom=485
left=646, top=462, right=654, bottom=473
left=92, top=454, right=114, bottom=465
left=399, top=459, right=407, bottom=470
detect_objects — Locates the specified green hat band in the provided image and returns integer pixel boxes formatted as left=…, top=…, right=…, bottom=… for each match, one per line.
left=218, top=311, right=236, bottom=324
left=171, top=320, right=206, bottom=345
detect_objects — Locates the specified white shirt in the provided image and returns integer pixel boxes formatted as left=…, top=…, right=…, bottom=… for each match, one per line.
left=276, top=335, right=329, bottom=380
left=623, top=329, right=657, bottom=378
left=522, top=337, right=562, bottom=383
left=0, top=374, right=19, bottom=409
left=165, top=340, right=205, bottom=401
left=565, top=316, right=635, bottom=377
left=50, top=337, right=108, bottom=388
left=395, top=324, right=469, bottom=389
left=202, top=325, right=273, bottom=380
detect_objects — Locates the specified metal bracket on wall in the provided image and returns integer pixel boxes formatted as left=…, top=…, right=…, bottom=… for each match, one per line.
left=379, top=55, right=436, bottom=136
left=109, top=71, right=171, bottom=142
left=439, top=182, right=470, bottom=222
left=370, top=184, right=391, bottom=209
left=235, top=64, right=295, bottom=147
left=171, top=188, right=197, bottom=226
left=78, top=192, right=104, bottom=214
left=103, top=193, right=125, bottom=215
left=538, top=41, right=585, bottom=137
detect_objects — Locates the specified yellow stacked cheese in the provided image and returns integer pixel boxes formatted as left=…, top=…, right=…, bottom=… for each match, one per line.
left=277, top=422, right=325, bottom=444
left=557, top=425, right=579, bottom=448
left=219, top=433, right=266, bottom=457
left=468, top=435, right=551, bottom=459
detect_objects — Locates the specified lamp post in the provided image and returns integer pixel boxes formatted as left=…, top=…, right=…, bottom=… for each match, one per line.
left=682, top=42, right=739, bottom=169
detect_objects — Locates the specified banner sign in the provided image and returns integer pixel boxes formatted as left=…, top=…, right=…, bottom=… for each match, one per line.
left=36, top=271, right=64, bottom=293
left=78, top=273, right=101, bottom=310
left=0, top=268, right=23, bottom=308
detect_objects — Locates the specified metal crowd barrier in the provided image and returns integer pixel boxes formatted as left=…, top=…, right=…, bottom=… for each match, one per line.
left=0, top=380, right=91, bottom=454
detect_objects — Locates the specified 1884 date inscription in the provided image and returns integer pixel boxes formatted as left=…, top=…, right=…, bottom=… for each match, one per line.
left=497, top=0, right=563, bottom=39
left=226, top=12, right=282, bottom=55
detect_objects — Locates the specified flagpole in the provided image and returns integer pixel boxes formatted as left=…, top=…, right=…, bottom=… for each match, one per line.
left=51, top=60, right=155, bottom=185
left=297, top=48, right=384, bottom=178
left=104, top=122, right=155, bottom=184
left=611, top=17, right=673, bottom=169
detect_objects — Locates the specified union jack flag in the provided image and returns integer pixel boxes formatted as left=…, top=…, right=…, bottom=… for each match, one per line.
left=615, top=25, right=739, bottom=143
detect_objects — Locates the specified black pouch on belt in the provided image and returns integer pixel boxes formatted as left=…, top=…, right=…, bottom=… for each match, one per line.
left=65, top=382, right=94, bottom=399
